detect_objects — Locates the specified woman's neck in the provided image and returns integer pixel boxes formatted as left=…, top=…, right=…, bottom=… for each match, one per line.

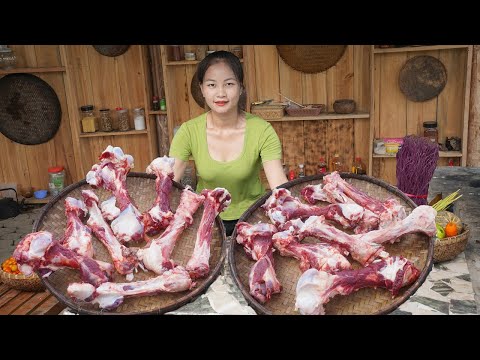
left=207, top=110, right=242, bottom=129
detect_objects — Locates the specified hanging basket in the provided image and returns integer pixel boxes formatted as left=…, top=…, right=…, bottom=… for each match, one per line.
left=276, top=45, right=347, bottom=74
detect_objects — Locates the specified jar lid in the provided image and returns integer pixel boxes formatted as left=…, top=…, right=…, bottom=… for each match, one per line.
left=80, top=105, right=94, bottom=111
left=133, top=107, right=144, bottom=111
left=423, top=121, right=437, bottom=128
left=48, top=166, right=64, bottom=173
left=99, top=108, right=110, bottom=112
left=117, top=108, right=128, bottom=113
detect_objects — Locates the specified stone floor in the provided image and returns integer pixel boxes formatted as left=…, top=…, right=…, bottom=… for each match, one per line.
left=2, top=168, right=479, bottom=315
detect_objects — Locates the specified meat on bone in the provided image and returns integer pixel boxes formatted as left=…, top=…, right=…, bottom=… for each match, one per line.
left=272, top=227, right=351, bottom=273
left=13, top=231, right=113, bottom=287
left=101, top=197, right=120, bottom=222
left=295, top=256, right=420, bottom=315
left=186, top=188, right=231, bottom=279
left=86, top=145, right=144, bottom=242
left=262, top=188, right=364, bottom=231
left=249, top=249, right=282, bottom=304
left=143, top=156, right=175, bottom=237
left=110, top=204, right=144, bottom=244
left=235, top=222, right=282, bottom=303
left=235, top=222, right=278, bottom=260
left=60, top=197, right=94, bottom=258
left=137, top=188, right=205, bottom=275
left=67, top=266, right=194, bottom=310
left=82, top=190, right=138, bottom=278
left=299, top=205, right=436, bottom=266
left=302, top=171, right=407, bottom=230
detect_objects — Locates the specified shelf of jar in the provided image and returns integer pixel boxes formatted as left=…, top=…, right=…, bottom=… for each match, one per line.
left=373, top=45, right=469, bottom=54
left=165, top=59, right=244, bottom=66
left=0, top=66, right=66, bottom=75
left=372, top=151, right=462, bottom=158
left=79, top=129, right=148, bottom=138
left=266, top=112, right=370, bottom=122
left=149, top=110, right=168, bottom=115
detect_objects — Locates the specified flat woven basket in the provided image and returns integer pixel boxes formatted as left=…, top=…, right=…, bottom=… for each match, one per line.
left=285, top=104, right=326, bottom=117
left=251, top=104, right=285, bottom=120
left=0, top=268, right=45, bottom=292
left=229, top=173, right=434, bottom=315
left=433, top=224, right=469, bottom=263
left=32, top=172, right=227, bottom=315
left=276, top=45, right=347, bottom=74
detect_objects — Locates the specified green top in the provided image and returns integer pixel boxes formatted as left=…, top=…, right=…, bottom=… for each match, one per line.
left=169, top=112, right=282, bottom=220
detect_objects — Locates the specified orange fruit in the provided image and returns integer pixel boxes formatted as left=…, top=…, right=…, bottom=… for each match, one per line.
left=445, top=222, right=458, bottom=237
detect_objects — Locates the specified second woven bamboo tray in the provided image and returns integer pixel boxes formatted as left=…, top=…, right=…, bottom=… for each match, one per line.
left=32, top=172, right=227, bottom=315
left=229, top=173, right=434, bottom=315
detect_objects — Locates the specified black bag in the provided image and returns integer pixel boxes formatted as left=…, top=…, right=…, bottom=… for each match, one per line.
left=0, top=188, right=22, bottom=220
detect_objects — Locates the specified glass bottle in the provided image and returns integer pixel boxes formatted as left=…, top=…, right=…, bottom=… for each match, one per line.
left=80, top=105, right=96, bottom=133
left=423, top=121, right=438, bottom=144
left=152, top=96, right=160, bottom=111
left=331, top=153, right=343, bottom=172
left=99, top=108, right=113, bottom=132
left=48, top=166, right=65, bottom=197
left=288, top=169, right=296, bottom=181
left=0, top=45, right=17, bottom=70
left=133, top=107, right=146, bottom=130
left=352, top=156, right=366, bottom=175
left=160, top=98, right=167, bottom=111
left=298, top=164, right=305, bottom=178
left=116, top=108, right=130, bottom=131
left=317, top=157, right=327, bottom=174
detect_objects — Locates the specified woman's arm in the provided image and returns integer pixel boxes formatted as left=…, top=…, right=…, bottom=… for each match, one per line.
left=263, top=159, right=288, bottom=189
left=172, top=157, right=188, bottom=183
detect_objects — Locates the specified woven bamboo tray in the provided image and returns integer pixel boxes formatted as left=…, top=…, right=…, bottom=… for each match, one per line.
left=0, top=268, right=45, bottom=292
left=229, top=173, right=434, bottom=315
left=32, top=172, right=227, bottom=315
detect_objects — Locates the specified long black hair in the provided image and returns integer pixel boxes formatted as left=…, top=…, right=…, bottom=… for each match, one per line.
left=196, top=50, right=246, bottom=111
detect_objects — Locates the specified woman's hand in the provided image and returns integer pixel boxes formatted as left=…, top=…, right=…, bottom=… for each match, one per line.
left=263, top=159, right=288, bottom=189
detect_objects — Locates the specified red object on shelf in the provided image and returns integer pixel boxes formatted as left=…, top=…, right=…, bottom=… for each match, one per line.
left=48, top=166, right=64, bottom=173
left=288, top=170, right=295, bottom=181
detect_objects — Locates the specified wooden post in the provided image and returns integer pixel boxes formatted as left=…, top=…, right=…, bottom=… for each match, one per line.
left=467, top=45, right=480, bottom=166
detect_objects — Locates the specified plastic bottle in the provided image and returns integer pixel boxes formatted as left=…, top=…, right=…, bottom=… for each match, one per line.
left=133, top=108, right=146, bottom=130
left=288, top=169, right=296, bottom=181
left=48, top=166, right=65, bottom=196
left=317, top=157, right=327, bottom=174
left=331, top=154, right=343, bottom=172
left=298, top=164, right=305, bottom=178
left=152, top=96, right=160, bottom=111
left=352, top=157, right=366, bottom=175
left=160, top=98, right=167, bottom=111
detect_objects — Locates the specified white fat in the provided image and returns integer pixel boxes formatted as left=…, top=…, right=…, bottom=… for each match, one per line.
left=111, top=205, right=143, bottom=242
left=67, top=283, right=95, bottom=301
left=82, top=189, right=98, bottom=203
left=101, top=197, right=120, bottom=221
left=378, top=257, right=407, bottom=281
left=268, top=209, right=286, bottom=225
left=212, top=188, right=232, bottom=207
left=19, top=264, right=33, bottom=276
left=338, top=203, right=364, bottom=220
left=146, top=156, right=175, bottom=175
left=30, top=232, right=53, bottom=258
left=86, top=170, right=99, bottom=186
left=125, top=273, right=134, bottom=282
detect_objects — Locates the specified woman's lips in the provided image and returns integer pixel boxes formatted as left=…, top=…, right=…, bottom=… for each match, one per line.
left=215, top=101, right=227, bottom=106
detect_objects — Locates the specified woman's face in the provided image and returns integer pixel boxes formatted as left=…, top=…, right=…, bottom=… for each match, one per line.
left=200, top=61, right=241, bottom=115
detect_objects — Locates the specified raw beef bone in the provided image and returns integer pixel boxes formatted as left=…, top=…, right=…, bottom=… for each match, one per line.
left=186, top=188, right=231, bottom=279
left=67, top=267, right=195, bottom=310
left=60, top=197, right=94, bottom=258
left=295, top=256, right=420, bottom=315
left=86, top=145, right=144, bottom=243
left=13, top=231, right=113, bottom=287
left=143, top=156, right=175, bottom=238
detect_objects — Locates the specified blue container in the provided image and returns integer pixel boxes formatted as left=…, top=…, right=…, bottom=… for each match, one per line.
left=34, top=190, right=48, bottom=199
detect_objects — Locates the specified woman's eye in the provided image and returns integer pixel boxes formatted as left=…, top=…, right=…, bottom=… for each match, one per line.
left=207, top=83, right=215, bottom=88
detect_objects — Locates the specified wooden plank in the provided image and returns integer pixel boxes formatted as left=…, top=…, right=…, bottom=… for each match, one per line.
left=462, top=46, right=473, bottom=167
left=279, top=54, right=304, bottom=173
left=34, top=45, right=62, bottom=67
left=243, top=45, right=257, bottom=111
left=11, top=291, right=51, bottom=315
left=0, top=291, right=36, bottom=315
left=253, top=45, right=280, bottom=102
left=0, top=67, right=65, bottom=75
left=29, top=294, right=63, bottom=315
left=0, top=283, right=11, bottom=297
left=79, top=130, right=148, bottom=138
left=467, top=46, right=478, bottom=166
left=268, top=112, right=369, bottom=121
left=374, top=45, right=470, bottom=54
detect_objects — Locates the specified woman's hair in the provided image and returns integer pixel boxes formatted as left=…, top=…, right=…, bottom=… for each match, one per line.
left=196, top=50, right=247, bottom=111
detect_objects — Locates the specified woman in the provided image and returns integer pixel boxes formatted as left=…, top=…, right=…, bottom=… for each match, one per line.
left=169, top=50, right=287, bottom=237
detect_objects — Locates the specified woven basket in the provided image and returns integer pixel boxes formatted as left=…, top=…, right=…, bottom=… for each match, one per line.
left=0, top=268, right=45, bottom=292
left=285, top=104, right=326, bottom=117
left=251, top=104, right=285, bottom=120
left=276, top=45, right=347, bottom=74
left=32, top=172, right=227, bottom=315
left=229, top=173, right=434, bottom=315
left=433, top=224, right=469, bottom=263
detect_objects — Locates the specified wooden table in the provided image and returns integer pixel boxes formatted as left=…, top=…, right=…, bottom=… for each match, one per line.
left=0, top=281, right=65, bottom=315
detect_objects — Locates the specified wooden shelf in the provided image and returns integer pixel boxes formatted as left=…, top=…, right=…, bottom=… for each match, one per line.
left=79, top=129, right=148, bottom=138
left=373, top=151, right=462, bottom=158
left=21, top=195, right=52, bottom=205
left=0, top=66, right=66, bottom=75
left=149, top=110, right=167, bottom=115
left=373, top=45, right=469, bottom=54
left=267, top=112, right=370, bottom=122
left=166, top=59, right=244, bottom=66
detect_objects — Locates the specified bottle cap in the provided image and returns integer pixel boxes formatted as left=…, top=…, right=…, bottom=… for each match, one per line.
left=48, top=166, right=64, bottom=173
left=423, top=121, right=437, bottom=128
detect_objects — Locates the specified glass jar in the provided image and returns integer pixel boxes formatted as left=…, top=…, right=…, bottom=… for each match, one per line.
left=80, top=105, right=96, bottom=133
left=133, top=107, right=146, bottom=130
left=170, top=45, right=182, bottom=61
left=152, top=96, right=160, bottom=111
left=423, top=121, right=438, bottom=144
left=48, top=166, right=65, bottom=197
left=0, top=46, right=17, bottom=70
left=317, top=157, right=327, bottom=174
left=298, top=164, right=305, bottom=178
left=99, top=108, right=113, bottom=132
left=117, top=108, right=130, bottom=131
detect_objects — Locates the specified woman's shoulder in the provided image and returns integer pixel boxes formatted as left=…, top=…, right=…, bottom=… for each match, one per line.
left=181, top=113, right=207, bottom=130
left=245, top=112, right=272, bottom=129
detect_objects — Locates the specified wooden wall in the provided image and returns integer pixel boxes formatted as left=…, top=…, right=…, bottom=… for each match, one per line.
left=0, top=45, right=76, bottom=193
left=372, top=48, right=469, bottom=184
left=0, top=45, right=155, bottom=193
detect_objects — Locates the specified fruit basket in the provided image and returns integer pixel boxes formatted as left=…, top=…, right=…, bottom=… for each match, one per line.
left=0, top=266, right=45, bottom=292
left=433, top=211, right=469, bottom=263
